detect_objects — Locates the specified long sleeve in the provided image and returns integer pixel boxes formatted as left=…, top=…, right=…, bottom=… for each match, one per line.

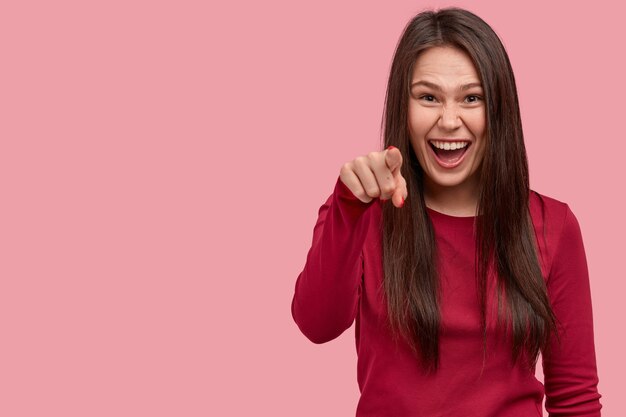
left=291, top=176, right=376, bottom=344
left=542, top=205, right=602, bottom=416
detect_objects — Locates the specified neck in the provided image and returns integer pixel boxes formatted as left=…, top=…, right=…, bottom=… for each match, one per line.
left=423, top=177, right=480, bottom=217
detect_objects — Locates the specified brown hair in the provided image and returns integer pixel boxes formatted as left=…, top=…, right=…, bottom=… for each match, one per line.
left=380, top=7, right=558, bottom=373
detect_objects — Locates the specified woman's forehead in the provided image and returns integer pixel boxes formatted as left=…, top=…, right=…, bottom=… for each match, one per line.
left=411, top=47, right=481, bottom=88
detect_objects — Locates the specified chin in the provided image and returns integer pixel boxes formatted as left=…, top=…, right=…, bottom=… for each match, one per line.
left=425, top=170, right=477, bottom=189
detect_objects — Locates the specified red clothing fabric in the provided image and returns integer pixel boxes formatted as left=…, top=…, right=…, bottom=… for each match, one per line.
left=291, top=176, right=602, bottom=417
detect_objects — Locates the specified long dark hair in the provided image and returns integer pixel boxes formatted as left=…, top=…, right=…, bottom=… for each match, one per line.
left=380, top=7, right=559, bottom=373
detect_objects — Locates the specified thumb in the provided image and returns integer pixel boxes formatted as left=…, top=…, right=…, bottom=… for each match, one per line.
left=385, top=146, right=403, bottom=175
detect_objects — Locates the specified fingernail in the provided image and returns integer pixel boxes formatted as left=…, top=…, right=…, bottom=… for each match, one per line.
left=399, top=196, right=405, bottom=207
left=381, top=198, right=388, bottom=203
left=387, top=145, right=396, bottom=150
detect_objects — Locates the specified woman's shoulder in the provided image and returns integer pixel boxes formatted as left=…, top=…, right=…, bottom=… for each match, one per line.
left=529, top=189, right=572, bottom=225
left=528, top=189, right=582, bottom=277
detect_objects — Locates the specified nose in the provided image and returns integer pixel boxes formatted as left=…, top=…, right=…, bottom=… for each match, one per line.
left=438, top=104, right=462, bottom=130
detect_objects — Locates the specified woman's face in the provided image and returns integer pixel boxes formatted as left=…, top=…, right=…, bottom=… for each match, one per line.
left=408, top=46, right=487, bottom=198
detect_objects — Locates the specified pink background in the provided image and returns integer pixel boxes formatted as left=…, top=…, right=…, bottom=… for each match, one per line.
left=1, top=0, right=623, bottom=415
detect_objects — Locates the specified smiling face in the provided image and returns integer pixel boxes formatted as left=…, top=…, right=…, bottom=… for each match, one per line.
left=408, top=45, right=487, bottom=203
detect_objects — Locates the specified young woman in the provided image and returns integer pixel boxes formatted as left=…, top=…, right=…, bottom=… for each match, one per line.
left=291, top=7, right=602, bottom=417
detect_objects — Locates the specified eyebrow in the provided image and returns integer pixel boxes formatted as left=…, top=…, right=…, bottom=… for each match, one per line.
left=410, top=80, right=483, bottom=92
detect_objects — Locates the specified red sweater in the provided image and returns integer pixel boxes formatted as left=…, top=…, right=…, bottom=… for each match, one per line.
left=291, top=176, right=602, bottom=416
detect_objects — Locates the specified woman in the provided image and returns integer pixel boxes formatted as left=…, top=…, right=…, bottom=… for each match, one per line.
left=290, top=7, right=602, bottom=416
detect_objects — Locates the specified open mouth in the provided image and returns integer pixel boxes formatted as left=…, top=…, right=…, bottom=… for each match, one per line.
left=428, top=140, right=471, bottom=168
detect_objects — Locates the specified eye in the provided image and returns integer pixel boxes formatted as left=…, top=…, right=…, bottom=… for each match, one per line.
left=420, top=94, right=437, bottom=102
left=465, top=95, right=483, bottom=103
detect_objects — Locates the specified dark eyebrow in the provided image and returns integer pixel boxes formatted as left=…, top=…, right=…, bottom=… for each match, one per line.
left=410, top=80, right=483, bottom=92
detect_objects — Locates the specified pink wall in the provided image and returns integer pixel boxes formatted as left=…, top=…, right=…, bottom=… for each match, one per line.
left=2, top=0, right=622, bottom=415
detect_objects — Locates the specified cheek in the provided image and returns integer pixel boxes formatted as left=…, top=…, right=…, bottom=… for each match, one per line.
left=407, top=112, right=425, bottom=159
left=467, top=110, right=487, bottom=136
left=471, top=135, right=488, bottom=168
left=410, top=140, right=432, bottom=173
left=408, top=106, right=436, bottom=137
left=474, top=142, right=487, bottom=164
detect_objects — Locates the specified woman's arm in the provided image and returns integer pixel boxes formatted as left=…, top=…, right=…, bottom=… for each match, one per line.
left=290, top=176, right=376, bottom=344
left=542, top=205, right=602, bottom=416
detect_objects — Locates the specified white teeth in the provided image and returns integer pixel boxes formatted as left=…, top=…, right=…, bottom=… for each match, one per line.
left=430, top=141, right=469, bottom=150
